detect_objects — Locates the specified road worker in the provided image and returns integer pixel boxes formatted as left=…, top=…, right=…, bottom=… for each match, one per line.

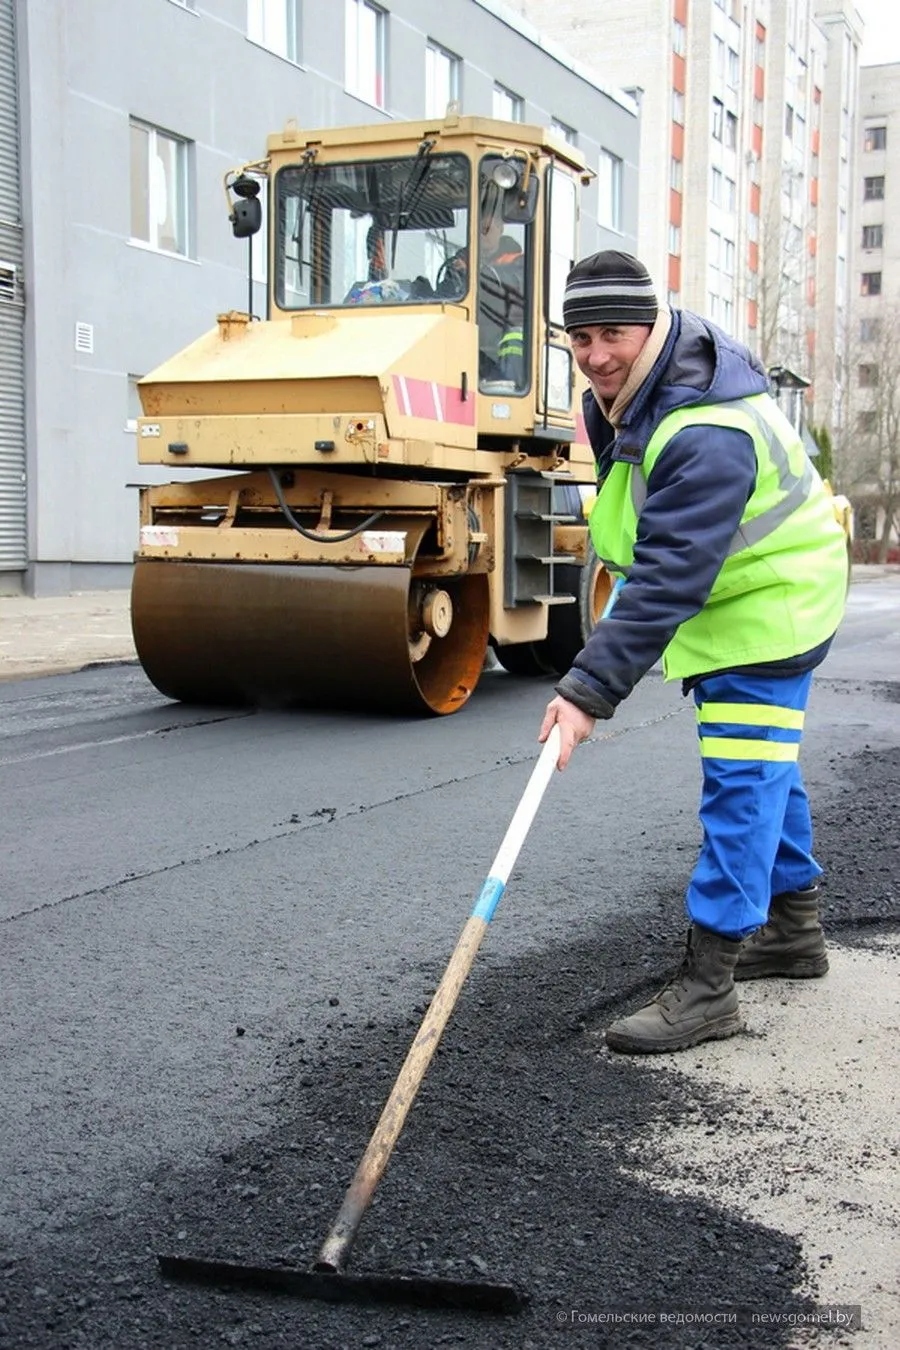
left=538, top=250, right=848, bottom=1055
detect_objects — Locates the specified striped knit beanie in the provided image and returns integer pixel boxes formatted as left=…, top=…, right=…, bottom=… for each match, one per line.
left=563, top=250, right=658, bottom=330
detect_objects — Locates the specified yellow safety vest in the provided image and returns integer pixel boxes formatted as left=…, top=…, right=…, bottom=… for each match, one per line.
left=588, top=394, right=848, bottom=679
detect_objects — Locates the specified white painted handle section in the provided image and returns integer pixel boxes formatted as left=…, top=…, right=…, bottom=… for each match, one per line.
left=488, top=724, right=561, bottom=886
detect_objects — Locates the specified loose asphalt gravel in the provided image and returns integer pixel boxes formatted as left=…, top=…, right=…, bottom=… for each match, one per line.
left=1, top=718, right=897, bottom=1347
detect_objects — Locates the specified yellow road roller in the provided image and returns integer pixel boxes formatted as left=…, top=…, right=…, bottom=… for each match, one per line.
left=132, top=111, right=610, bottom=715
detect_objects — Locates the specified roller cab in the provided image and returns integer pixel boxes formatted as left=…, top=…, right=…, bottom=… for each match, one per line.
left=132, top=113, right=610, bottom=714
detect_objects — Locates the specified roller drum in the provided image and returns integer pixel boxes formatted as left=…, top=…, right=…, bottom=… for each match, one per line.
left=131, top=560, right=489, bottom=716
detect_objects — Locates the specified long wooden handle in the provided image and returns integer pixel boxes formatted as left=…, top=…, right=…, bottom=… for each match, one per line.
left=315, top=726, right=561, bottom=1273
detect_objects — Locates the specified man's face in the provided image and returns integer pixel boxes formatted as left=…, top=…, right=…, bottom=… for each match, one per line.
left=568, top=324, right=652, bottom=400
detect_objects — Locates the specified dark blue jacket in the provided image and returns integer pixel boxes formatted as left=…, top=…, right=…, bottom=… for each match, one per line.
left=558, top=309, right=831, bottom=719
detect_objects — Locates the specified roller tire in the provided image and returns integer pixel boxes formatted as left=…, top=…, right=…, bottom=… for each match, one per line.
left=492, top=640, right=557, bottom=678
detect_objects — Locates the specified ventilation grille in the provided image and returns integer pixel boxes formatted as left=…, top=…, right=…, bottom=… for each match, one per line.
left=75, top=322, right=94, bottom=354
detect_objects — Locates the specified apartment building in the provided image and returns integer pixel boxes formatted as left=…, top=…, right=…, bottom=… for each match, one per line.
left=506, top=0, right=863, bottom=427
left=812, top=1, right=863, bottom=436
left=850, top=60, right=900, bottom=547
left=857, top=63, right=900, bottom=312
left=0, top=0, right=638, bottom=596
left=505, top=0, right=680, bottom=297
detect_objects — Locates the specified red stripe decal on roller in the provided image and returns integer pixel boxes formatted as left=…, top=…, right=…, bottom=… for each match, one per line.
left=392, top=375, right=476, bottom=426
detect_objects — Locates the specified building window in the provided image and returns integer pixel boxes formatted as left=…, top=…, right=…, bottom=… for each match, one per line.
left=668, top=222, right=681, bottom=254
left=345, top=0, right=386, bottom=108
left=727, top=48, right=739, bottom=88
left=129, top=119, right=189, bottom=255
left=551, top=118, right=577, bottom=145
left=712, top=97, right=724, bottom=140
left=597, top=149, right=623, bottom=230
left=722, top=237, right=735, bottom=275
left=724, top=110, right=738, bottom=149
left=861, top=272, right=882, bottom=296
left=672, top=90, right=685, bottom=125
left=797, top=56, right=808, bottom=96
left=670, top=157, right=683, bottom=191
left=710, top=166, right=722, bottom=203
left=864, top=125, right=887, bottom=151
left=247, top=0, right=300, bottom=61
left=860, top=317, right=882, bottom=341
left=714, top=36, right=725, bottom=78
left=785, top=104, right=794, bottom=139
left=425, top=40, right=460, bottom=118
left=493, top=83, right=524, bottom=121
left=864, top=176, right=885, bottom=201
left=724, top=176, right=736, bottom=211
left=858, top=363, right=879, bottom=387
left=862, top=224, right=884, bottom=250
left=673, top=19, right=686, bottom=55
left=857, top=410, right=878, bottom=433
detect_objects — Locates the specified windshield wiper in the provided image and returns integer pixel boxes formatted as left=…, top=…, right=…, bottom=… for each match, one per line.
left=291, top=147, right=320, bottom=281
left=390, top=138, right=436, bottom=270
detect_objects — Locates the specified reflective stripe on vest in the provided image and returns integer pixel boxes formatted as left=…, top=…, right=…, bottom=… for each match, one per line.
left=630, top=397, right=816, bottom=555
left=498, top=328, right=524, bottom=359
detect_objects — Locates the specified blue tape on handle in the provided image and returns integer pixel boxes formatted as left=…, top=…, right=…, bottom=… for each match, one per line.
left=471, top=875, right=505, bottom=923
left=601, top=576, right=625, bottom=619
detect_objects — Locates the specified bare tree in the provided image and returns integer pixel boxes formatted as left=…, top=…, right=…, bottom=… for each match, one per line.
left=838, top=302, right=900, bottom=560
left=757, top=179, right=809, bottom=374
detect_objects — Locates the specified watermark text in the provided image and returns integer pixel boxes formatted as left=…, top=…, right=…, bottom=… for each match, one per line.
left=555, top=1305, right=861, bottom=1330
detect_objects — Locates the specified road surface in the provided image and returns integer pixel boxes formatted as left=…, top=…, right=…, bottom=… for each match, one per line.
left=1, top=572, right=898, bottom=1347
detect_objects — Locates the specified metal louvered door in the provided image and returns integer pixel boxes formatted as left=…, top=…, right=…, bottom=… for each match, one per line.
left=0, top=0, right=26, bottom=571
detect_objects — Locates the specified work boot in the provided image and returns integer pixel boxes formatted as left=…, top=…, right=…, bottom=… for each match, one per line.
left=605, top=925, right=743, bottom=1055
left=734, top=884, right=828, bottom=980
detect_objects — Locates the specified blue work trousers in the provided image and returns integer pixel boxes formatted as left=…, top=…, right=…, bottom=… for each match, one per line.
left=686, top=669, right=821, bottom=940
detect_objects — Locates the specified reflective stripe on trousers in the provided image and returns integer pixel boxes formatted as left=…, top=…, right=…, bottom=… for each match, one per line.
left=686, top=669, right=822, bottom=939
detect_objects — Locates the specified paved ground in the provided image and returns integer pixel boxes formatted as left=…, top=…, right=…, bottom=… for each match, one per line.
left=0, top=567, right=897, bottom=1348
